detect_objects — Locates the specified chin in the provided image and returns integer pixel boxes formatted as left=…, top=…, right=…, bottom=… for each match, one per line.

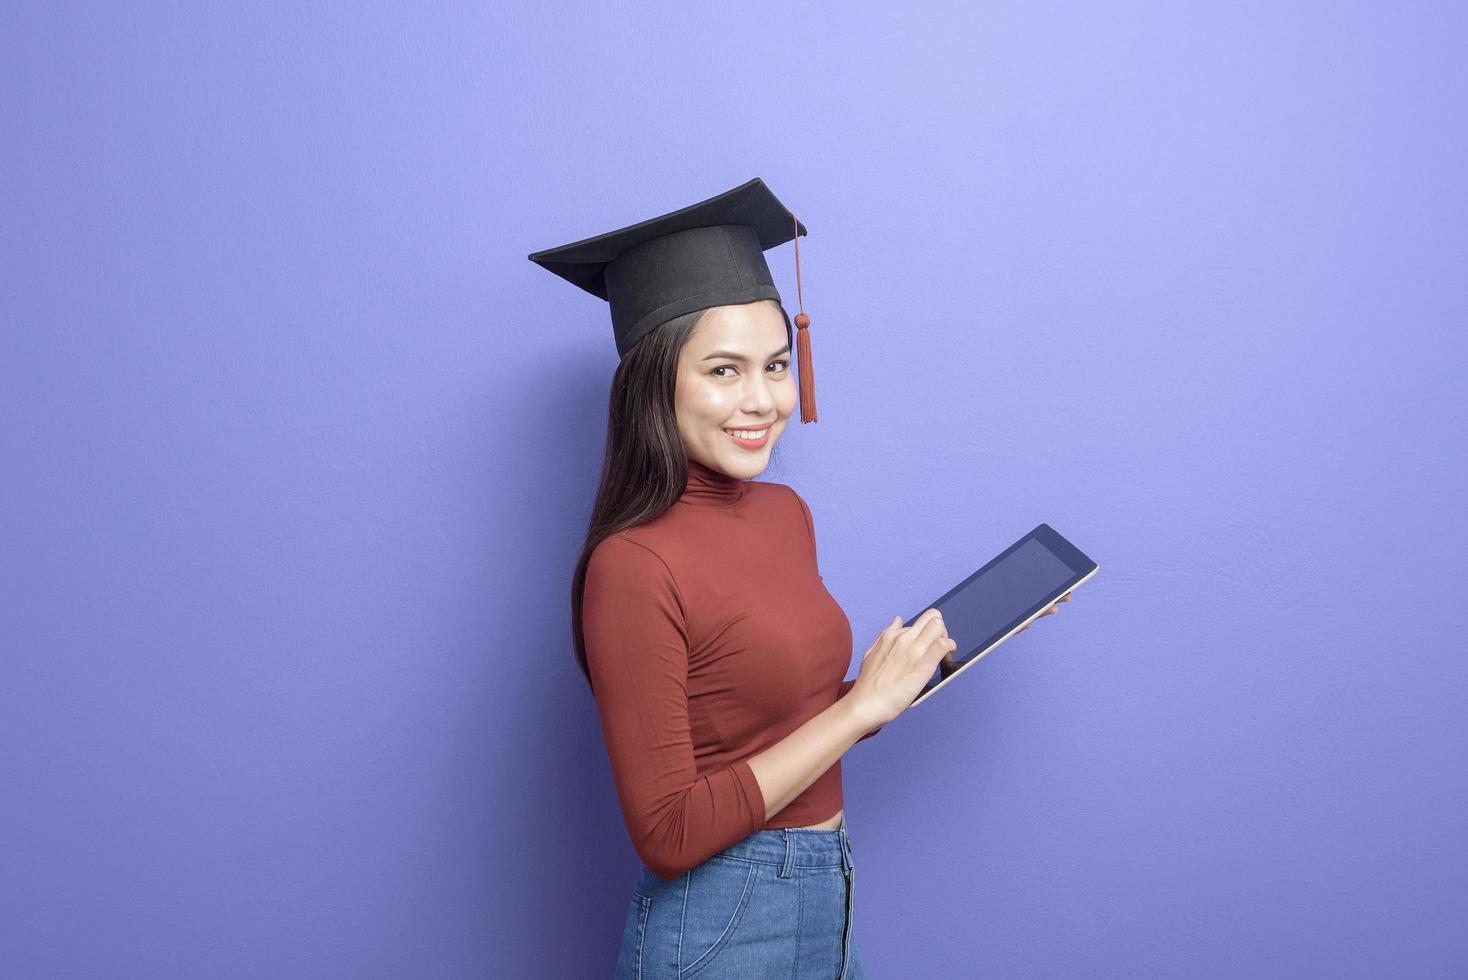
left=717, top=442, right=773, bottom=471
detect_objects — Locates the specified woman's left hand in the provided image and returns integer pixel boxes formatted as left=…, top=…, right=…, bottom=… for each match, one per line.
left=1016, top=592, right=1072, bottom=633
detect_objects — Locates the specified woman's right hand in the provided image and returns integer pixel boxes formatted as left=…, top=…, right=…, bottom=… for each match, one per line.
left=843, top=609, right=958, bottom=730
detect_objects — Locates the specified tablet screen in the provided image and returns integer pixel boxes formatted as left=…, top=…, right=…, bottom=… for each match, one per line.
left=905, top=524, right=1097, bottom=704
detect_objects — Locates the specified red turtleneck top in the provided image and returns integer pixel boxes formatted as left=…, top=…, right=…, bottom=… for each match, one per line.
left=581, top=458, right=881, bottom=880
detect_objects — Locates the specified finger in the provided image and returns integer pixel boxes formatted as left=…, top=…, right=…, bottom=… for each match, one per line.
left=929, top=635, right=957, bottom=660
left=906, top=615, right=945, bottom=649
left=913, top=608, right=943, bottom=630
left=1060, top=593, right=1072, bottom=602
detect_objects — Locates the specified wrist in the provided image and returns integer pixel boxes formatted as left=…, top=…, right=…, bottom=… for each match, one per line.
left=836, top=687, right=883, bottom=741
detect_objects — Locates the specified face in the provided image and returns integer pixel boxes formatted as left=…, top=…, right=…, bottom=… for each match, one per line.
left=674, top=299, right=797, bottom=479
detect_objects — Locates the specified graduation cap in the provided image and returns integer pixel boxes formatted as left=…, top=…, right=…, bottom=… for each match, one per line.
left=527, top=176, right=821, bottom=423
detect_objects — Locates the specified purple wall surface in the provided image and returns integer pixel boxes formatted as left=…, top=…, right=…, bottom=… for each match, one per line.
left=4, top=2, right=1466, bottom=977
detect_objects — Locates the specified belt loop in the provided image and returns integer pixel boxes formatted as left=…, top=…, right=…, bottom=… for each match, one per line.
left=839, top=826, right=853, bottom=873
left=779, top=828, right=795, bottom=878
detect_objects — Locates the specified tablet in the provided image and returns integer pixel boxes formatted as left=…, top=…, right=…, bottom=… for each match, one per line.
left=904, top=523, right=1098, bottom=708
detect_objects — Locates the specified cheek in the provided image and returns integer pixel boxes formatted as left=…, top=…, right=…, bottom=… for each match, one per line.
left=776, top=378, right=799, bottom=413
left=679, top=379, right=739, bottom=421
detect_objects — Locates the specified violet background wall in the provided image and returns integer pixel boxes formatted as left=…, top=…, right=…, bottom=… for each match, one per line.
left=4, top=2, right=1466, bottom=977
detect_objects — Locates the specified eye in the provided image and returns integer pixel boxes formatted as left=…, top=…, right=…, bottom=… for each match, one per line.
left=710, top=360, right=790, bottom=378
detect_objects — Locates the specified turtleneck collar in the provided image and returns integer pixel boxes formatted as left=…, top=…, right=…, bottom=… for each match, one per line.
left=680, top=457, right=748, bottom=508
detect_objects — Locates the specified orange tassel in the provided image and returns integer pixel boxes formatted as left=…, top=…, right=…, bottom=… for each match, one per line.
left=791, top=211, right=817, bottom=423
left=795, top=312, right=816, bottom=423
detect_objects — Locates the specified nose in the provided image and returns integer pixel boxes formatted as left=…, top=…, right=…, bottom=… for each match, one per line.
left=738, top=372, right=778, bottom=415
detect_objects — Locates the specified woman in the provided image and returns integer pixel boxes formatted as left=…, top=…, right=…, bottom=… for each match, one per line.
left=530, top=178, right=1061, bottom=978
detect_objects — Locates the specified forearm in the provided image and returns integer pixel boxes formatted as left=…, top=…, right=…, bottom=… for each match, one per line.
left=838, top=678, right=882, bottom=741
left=743, top=693, right=876, bottom=823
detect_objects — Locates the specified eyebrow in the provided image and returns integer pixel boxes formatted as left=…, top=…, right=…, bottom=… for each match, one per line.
left=701, top=345, right=792, bottom=363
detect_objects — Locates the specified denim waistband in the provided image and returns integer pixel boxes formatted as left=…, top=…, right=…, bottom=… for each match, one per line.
left=716, top=813, right=855, bottom=878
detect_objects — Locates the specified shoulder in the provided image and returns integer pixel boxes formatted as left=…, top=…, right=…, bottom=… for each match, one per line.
left=588, top=530, right=673, bottom=575
left=749, top=478, right=805, bottom=510
left=756, top=480, right=813, bottom=536
left=585, top=531, right=687, bottom=611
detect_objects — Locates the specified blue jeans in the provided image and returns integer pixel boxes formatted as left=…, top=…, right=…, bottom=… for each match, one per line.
left=614, top=813, right=867, bottom=979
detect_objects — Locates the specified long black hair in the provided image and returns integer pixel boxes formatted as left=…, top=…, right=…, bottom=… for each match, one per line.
left=569, top=300, right=795, bottom=691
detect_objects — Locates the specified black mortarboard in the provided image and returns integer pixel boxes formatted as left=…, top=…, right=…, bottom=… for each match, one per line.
left=528, top=176, right=821, bottom=422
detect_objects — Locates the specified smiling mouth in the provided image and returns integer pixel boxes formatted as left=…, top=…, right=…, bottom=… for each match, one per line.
left=723, top=426, right=771, bottom=447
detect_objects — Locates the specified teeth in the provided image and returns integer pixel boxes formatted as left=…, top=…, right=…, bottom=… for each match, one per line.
left=725, top=428, right=769, bottom=440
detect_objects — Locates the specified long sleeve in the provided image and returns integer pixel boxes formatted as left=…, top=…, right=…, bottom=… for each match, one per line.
left=582, top=535, right=767, bottom=880
left=789, top=487, right=882, bottom=742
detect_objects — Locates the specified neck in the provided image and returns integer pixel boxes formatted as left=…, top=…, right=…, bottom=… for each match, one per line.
left=681, top=456, right=746, bottom=508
